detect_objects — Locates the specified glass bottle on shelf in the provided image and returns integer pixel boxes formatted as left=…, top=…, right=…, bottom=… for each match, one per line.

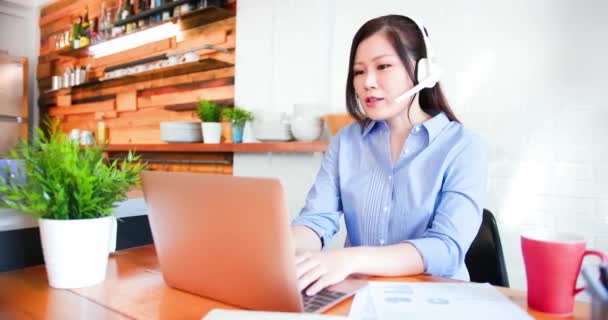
left=129, top=0, right=137, bottom=32
left=63, top=30, right=70, bottom=48
left=172, top=0, right=181, bottom=18
left=90, top=17, right=99, bottom=44
left=72, top=16, right=82, bottom=49
left=103, top=11, right=109, bottom=39
left=196, top=0, right=208, bottom=10
left=99, top=1, right=107, bottom=42
left=80, top=7, right=90, bottom=47
left=52, top=33, right=57, bottom=50
left=113, top=0, right=124, bottom=37
left=123, top=0, right=133, bottom=33
left=148, top=0, right=156, bottom=24
left=137, top=0, right=147, bottom=28
left=97, top=120, right=107, bottom=144
left=156, top=0, right=171, bottom=21
left=180, top=1, right=192, bottom=14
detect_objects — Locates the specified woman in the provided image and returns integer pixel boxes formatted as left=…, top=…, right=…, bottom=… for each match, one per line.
left=291, top=15, right=488, bottom=296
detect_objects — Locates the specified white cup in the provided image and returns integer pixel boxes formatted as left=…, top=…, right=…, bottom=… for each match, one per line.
left=68, top=129, right=80, bottom=142
left=79, top=131, right=94, bottom=145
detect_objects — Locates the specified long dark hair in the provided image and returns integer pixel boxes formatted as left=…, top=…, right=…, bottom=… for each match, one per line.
left=345, top=15, right=460, bottom=125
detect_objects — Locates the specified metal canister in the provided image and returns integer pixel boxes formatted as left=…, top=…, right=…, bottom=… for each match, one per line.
left=51, top=76, right=62, bottom=90
left=63, top=72, right=71, bottom=88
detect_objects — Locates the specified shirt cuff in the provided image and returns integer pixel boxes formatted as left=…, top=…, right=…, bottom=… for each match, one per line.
left=291, top=220, right=326, bottom=248
left=404, top=237, right=447, bottom=276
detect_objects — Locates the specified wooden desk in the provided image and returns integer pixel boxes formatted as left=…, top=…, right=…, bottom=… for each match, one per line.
left=0, top=245, right=591, bottom=319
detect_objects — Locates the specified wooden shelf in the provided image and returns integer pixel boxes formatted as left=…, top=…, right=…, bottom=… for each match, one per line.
left=114, top=0, right=190, bottom=27
left=164, top=99, right=233, bottom=111
left=44, top=58, right=232, bottom=96
left=104, top=141, right=329, bottom=153
left=51, top=45, right=91, bottom=59
left=44, top=5, right=234, bottom=60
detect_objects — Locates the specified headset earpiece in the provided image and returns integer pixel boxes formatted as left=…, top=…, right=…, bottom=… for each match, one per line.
left=416, top=57, right=442, bottom=89
left=392, top=17, right=443, bottom=104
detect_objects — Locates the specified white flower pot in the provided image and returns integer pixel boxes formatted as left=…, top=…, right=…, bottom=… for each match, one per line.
left=201, top=122, right=221, bottom=144
left=108, top=216, right=117, bottom=253
left=39, top=216, right=112, bottom=289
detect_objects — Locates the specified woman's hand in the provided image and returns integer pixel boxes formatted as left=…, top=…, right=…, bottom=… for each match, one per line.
left=295, top=249, right=354, bottom=296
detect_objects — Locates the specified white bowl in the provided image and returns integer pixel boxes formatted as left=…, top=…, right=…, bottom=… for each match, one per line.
left=160, top=121, right=202, bottom=143
left=291, top=119, right=323, bottom=141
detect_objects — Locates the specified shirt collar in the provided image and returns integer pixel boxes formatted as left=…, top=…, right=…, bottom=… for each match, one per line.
left=362, top=119, right=388, bottom=138
left=421, top=112, right=450, bottom=143
left=361, top=112, right=450, bottom=140
left=361, top=119, right=380, bottom=137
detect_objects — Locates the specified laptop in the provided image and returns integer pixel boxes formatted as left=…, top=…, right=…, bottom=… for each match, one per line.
left=141, top=171, right=367, bottom=313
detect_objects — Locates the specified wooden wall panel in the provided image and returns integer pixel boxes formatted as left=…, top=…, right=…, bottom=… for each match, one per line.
left=137, top=85, right=234, bottom=109
left=36, top=62, right=52, bottom=80
left=56, top=94, right=71, bottom=107
left=108, top=108, right=198, bottom=130
left=116, top=91, right=137, bottom=112
left=59, top=113, right=97, bottom=133
left=49, top=99, right=114, bottom=116
left=39, top=0, right=237, bottom=174
left=68, top=67, right=234, bottom=102
left=145, top=163, right=232, bottom=174
left=109, top=126, right=163, bottom=144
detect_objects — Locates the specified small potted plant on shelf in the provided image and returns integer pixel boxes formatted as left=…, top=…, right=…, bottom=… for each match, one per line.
left=0, top=120, right=145, bottom=289
left=222, top=107, right=254, bottom=143
left=196, top=100, right=223, bottom=144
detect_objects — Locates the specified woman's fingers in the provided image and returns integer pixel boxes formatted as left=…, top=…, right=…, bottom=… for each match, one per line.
left=305, top=273, right=338, bottom=296
left=294, top=251, right=312, bottom=265
left=296, top=255, right=320, bottom=279
left=297, top=264, right=327, bottom=292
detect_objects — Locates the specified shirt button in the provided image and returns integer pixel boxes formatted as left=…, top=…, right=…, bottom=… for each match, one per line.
left=404, top=148, right=410, bottom=155
left=388, top=175, right=392, bottom=180
left=383, top=206, right=388, bottom=212
left=415, top=126, right=421, bottom=133
left=379, top=239, right=385, bottom=245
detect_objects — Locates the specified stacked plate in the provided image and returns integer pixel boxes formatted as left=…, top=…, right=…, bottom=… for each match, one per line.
left=252, top=111, right=293, bottom=141
left=160, top=121, right=202, bottom=143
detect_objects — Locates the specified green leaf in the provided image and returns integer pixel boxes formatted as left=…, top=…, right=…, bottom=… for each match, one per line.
left=0, top=118, right=146, bottom=220
left=221, top=108, right=254, bottom=126
left=196, top=100, right=222, bottom=122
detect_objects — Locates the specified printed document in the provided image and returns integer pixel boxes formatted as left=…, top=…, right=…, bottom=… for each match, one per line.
left=349, top=282, right=533, bottom=320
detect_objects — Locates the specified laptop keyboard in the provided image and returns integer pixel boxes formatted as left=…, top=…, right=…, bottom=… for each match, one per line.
left=302, top=289, right=347, bottom=313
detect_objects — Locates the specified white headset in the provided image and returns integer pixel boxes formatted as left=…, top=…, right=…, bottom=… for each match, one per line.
left=393, top=17, right=443, bottom=104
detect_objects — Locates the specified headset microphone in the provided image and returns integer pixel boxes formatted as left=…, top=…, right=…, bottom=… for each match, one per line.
left=392, top=17, right=443, bottom=105
left=393, top=65, right=443, bottom=104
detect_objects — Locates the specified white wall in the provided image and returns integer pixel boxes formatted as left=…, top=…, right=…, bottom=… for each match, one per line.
left=234, top=0, right=608, bottom=294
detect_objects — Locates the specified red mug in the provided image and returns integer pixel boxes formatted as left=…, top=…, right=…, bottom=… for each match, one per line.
left=521, top=230, right=607, bottom=315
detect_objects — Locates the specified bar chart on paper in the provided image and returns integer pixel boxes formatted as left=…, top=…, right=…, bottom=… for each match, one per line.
left=349, top=282, right=533, bottom=320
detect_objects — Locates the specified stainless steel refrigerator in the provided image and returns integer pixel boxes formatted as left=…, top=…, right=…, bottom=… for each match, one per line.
left=0, top=52, right=28, bottom=156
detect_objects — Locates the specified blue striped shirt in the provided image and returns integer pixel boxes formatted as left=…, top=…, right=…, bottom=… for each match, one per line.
left=292, top=112, right=487, bottom=280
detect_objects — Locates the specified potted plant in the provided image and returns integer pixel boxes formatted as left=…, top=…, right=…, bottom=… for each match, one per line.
left=0, top=120, right=145, bottom=289
left=222, top=107, right=254, bottom=143
left=196, top=100, right=223, bottom=144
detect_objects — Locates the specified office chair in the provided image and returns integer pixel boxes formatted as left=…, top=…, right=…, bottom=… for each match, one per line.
left=465, top=209, right=510, bottom=287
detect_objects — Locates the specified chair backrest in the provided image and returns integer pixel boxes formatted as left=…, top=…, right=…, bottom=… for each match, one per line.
left=465, top=209, right=510, bottom=287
